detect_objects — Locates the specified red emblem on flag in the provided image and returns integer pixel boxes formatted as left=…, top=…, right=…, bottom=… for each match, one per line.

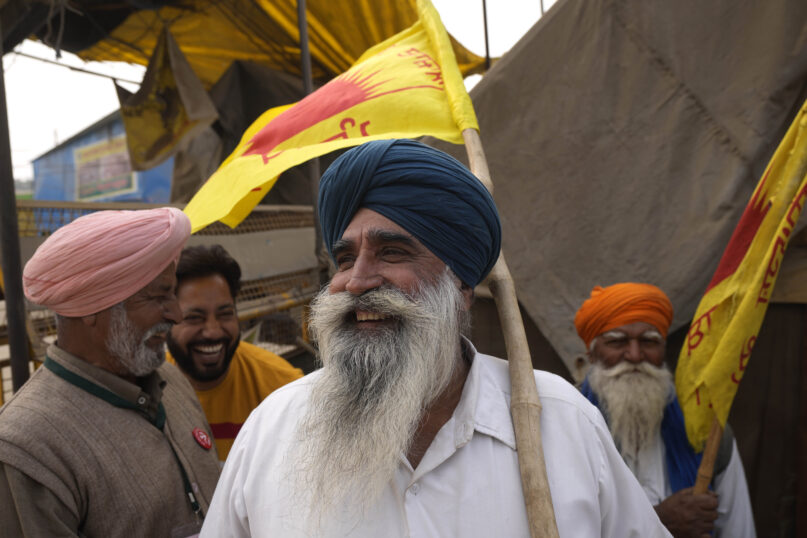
left=192, top=427, right=212, bottom=450
left=704, top=169, right=772, bottom=292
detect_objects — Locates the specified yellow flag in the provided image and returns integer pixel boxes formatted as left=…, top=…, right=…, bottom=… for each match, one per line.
left=184, top=0, right=478, bottom=232
left=676, top=100, right=807, bottom=451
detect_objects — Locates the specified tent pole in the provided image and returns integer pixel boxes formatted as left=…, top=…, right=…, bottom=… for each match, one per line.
left=297, top=0, right=314, bottom=96
left=296, top=0, right=325, bottom=282
left=481, top=0, right=490, bottom=71
left=0, top=24, right=31, bottom=391
left=462, top=128, right=559, bottom=538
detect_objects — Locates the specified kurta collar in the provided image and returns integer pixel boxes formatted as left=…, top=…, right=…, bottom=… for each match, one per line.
left=452, top=338, right=517, bottom=450
left=405, top=339, right=517, bottom=481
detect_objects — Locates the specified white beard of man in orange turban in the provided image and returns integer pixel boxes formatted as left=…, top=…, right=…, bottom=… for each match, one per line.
left=585, top=326, right=673, bottom=467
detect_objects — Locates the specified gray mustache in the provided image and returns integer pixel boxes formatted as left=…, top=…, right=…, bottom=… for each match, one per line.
left=143, top=323, right=173, bottom=340
left=329, top=287, right=434, bottom=324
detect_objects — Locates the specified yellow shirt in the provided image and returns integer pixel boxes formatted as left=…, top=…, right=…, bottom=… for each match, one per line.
left=167, top=341, right=303, bottom=460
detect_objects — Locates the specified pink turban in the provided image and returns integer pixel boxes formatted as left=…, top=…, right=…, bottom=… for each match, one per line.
left=23, top=207, right=191, bottom=317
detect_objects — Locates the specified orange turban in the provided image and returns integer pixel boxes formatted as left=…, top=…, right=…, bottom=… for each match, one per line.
left=574, top=283, right=674, bottom=347
left=24, top=208, right=190, bottom=317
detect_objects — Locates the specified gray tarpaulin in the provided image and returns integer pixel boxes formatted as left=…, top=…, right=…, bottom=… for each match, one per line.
left=432, top=0, right=807, bottom=371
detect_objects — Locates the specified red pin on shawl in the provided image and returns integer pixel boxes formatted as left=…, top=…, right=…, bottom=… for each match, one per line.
left=192, top=427, right=212, bottom=450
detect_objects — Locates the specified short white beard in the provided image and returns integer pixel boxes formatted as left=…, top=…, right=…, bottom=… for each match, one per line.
left=587, top=360, right=673, bottom=463
left=293, top=268, right=468, bottom=524
left=106, top=304, right=169, bottom=377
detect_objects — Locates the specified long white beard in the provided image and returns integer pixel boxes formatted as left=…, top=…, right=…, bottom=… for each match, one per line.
left=293, top=269, right=468, bottom=523
left=587, top=360, right=673, bottom=463
left=106, top=304, right=169, bottom=377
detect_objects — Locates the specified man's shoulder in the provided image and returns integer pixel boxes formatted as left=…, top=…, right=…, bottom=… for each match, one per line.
left=0, top=367, right=72, bottom=428
left=474, top=352, right=604, bottom=424
left=230, top=372, right=315, bottom=447
left=235, top=341, right=304, bottom=376
left=0, top=367, right=95, bottom=482
left=252, top=370, right=316, bottom=412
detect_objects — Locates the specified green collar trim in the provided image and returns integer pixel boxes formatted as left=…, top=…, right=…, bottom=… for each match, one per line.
left=43, top=356, right=166, bottom=430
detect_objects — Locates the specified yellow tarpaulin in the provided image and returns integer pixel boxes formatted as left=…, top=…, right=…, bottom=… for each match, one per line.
left=77, top=0, right=487, bottom=88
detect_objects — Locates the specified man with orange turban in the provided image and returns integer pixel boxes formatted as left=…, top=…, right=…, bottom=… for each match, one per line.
left=575, top=283, right=754, bottom=538
left=0, top=208, right=221, bottom=537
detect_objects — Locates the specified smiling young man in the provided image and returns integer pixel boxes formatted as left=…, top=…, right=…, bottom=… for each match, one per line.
left=166, top=244, right=302, bottom=461
left=0, top=208, right=221, bottom=537
left=576, top=283, right=755, bottom=537
left=201, top=139, right=671, bottom=537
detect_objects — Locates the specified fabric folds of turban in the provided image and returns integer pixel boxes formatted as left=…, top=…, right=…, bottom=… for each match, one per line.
left=574, top=283, right=674, bottom=347
left=23, top=207, right=191, bottom=317
left=318, top=139, right=501, bottom=287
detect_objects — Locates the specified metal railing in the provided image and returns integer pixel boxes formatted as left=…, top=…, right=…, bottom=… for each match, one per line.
left=1, top=200, right=321, bottom=402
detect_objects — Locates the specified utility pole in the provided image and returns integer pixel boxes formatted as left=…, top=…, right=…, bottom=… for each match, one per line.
left=0, top=24, right=31, bottom=391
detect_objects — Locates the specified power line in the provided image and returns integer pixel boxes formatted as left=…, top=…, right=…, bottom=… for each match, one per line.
left=11, top=51, right=142, bottom=86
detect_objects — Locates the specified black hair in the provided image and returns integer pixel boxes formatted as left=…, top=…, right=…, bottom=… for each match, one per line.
left=175, top=244, right=242, bottom=299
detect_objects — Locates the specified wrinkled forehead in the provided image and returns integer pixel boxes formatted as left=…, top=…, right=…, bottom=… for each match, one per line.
left=599, top=321, right=665, bottom=340
left=342, top=208, right=413, bottom=239
left=337, top=208, right=434, bottom=255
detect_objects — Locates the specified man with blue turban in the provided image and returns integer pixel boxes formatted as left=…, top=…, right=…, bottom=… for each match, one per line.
left=202, top=140, right=669, bottom=537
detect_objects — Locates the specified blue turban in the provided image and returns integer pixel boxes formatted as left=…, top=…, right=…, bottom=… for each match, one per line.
left=318, top=139, right=501, bottom=287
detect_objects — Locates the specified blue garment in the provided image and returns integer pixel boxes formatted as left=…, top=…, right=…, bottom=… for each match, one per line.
left=580, top=377, right=702, bottom=493
left=317, top=139, right=501, bottom=287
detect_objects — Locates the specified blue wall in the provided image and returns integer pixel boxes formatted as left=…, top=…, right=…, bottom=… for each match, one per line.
left=32, top=117, right=172, bottom=203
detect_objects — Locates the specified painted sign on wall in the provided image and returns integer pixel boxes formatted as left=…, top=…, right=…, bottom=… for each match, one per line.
left=74, top=135, right=138, bottom=200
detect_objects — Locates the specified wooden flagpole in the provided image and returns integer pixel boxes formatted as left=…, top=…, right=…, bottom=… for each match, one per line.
left=693, top=416, right=723, bottom=494
left=462, top=128, right=560, bottom=538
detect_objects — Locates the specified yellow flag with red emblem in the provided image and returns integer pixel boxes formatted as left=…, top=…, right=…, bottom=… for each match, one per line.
left=676, top=99, right=807, bottom=451
left=183, top=0, right=477, bottom=232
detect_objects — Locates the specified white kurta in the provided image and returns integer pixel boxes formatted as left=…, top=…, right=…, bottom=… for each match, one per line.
left=624, top=430, right=756, bottom=537
left=202, top=345, right=671, bottom=537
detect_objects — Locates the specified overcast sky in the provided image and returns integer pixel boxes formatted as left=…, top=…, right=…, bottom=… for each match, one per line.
left=3, top=0, right=557, bottom=182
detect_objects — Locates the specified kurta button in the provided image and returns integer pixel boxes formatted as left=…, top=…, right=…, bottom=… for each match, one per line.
left=410, top=483, right=420, bottom=495
left=137, top=396, right=147, bottom=405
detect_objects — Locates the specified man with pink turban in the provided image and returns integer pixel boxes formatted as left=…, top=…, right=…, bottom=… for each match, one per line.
left=575, top=282, right=755, bottom=538
left=0, top=208, right=221, bottom=537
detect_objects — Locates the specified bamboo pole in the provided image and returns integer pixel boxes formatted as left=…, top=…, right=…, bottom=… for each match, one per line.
left=462, top=128, right=559, bottom=538
left=693, top=416, right=723, bottom=494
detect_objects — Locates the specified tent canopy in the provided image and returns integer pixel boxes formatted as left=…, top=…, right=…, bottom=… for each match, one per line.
left=2, top=0, right=486, bottom=86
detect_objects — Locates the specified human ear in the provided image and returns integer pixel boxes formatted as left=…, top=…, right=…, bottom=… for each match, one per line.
left=80, top=314, right=98, bottom=327
left=460, top=283, right=473, bottom=311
